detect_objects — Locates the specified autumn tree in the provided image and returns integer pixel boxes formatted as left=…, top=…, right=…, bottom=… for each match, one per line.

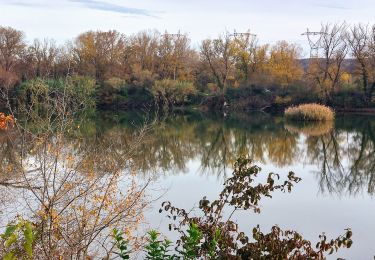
left=123, top=30, right=160, bottom=88
left=170, top=33, right=196, bottom=81
left=128, top=30, right=159, bottom=74
left=200, top=33, right=235, bottom=96
left=0, top=26, right=26, bottom=91
left=231, top=31, right=258, bottom=83
left=268, top=41, right=303, bottom=88
left=73, top=30, right=126, bottom=81
left=0, top=26, right=25, bottom=72
left=157, top=32, right=194, bottom=80
left=250, top=44, right=270, bottom=79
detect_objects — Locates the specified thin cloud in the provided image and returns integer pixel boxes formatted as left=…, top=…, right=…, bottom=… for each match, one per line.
left=1, top=0, right=45, bottom=7
left=311, top=1, right=349, bottom=10
left=69, top=0, right=153, bottom=17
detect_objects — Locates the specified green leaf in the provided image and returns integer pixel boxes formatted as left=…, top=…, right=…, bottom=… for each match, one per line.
left=2, top=225, right=17, bottom=239
left=23, top=221, right=34, bottom=257
left=4, top=233, right=18, bottom=248
left=3, top=252, right=16, bottom=260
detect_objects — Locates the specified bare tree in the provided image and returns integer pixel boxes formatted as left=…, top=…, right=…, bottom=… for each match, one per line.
left=0, top=26, right=26, bottom=72
left=347, top=24, right=375, bottom=103
left=28, top=39, right=59, bottom=78
left=368, top=25, right=375, bottom=100
left=200, top=33, right=235, bottom=97
left=309, top=23, right=348, bottom=102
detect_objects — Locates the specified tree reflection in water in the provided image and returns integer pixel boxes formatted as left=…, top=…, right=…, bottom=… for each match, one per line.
left=87, top=111, right=375, bottom=196
left=303, top=116, right=375, bottom=195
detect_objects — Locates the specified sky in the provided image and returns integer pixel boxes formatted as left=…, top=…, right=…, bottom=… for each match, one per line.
left=0, top=0, right=375, bottom=55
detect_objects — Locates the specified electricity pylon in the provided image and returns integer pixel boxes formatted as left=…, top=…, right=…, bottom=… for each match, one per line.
left=162, top=30, right=182, bottom=39
left=230, top=29, right=257, bottom=39
left=302, top=28, right=325, bottom=58
left=229, top=29, right=257, bottom=50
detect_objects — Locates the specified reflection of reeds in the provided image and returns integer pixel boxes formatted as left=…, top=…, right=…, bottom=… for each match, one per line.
left=285, top=120, right=334, bottom=137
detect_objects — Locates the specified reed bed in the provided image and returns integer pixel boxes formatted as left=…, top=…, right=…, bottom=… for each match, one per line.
left=285, top=103, right=335, bottom=121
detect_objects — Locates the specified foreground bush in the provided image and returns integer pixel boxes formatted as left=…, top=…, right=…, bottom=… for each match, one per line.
left=114, top=158, right=353, bottom=259
left=1, top=156, right=353, bottom=258
left=285, top=103, right=335, bottom=121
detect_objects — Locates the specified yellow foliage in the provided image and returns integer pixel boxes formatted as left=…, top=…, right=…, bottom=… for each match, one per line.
left=275, top=95, right=292, bottom=105
left=268, top=41, right=303, bottom=87
left=341, top=72, right=352, bottom=84
left=207, top=83, right=219, bottom=93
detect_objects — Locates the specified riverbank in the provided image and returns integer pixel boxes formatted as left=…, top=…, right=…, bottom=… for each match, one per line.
left=2, top=77, right=375, bottom=116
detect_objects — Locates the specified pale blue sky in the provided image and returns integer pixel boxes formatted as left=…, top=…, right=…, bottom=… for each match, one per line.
left=0, top=0, right=374, bottom=54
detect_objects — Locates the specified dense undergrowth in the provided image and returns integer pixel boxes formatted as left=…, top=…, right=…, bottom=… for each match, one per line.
left=7, top=77, right=375, bottom=115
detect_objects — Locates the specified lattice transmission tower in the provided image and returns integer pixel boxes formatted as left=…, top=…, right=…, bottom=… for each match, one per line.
left=230, top=29, right=257, bottom=39
left=162, top=30, right=182, bottom=39
left=229, top=30, right=257, bottom=49
left=302, top=28, right=325, bottom=58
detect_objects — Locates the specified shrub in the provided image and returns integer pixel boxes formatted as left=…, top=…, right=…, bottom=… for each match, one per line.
left=332, top=88, right=367, bottom=108
left=113, top=157, right=353, bottom=259
left=104, top=77, right=126, bottom=90
left=275, top=95, right=292, bottom=105
left=224, top=85, right=274, bottom=111
left=130, top=65, right=157, bottom=89
left=64, top=76, right=97, bottom=109
left=151, top=79, right=196, bottom=111
left=16, top=77, right=96, bottom=112
left=285, top=103, right=334, bottom=121
left=96, top=77, right=126, bottom=105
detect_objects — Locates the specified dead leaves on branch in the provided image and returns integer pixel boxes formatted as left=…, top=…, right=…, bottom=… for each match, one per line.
left=160, top=157, right=352, bottom=259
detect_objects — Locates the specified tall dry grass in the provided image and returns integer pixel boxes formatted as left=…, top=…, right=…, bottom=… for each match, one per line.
left=285, top=103, right=335, bottom=121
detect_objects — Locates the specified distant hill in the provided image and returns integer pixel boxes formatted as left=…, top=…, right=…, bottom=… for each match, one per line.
left=299, top=59, right=357, bottom=73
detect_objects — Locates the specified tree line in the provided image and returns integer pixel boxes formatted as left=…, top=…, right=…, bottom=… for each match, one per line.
left=1, top=23, right=375, bottom=111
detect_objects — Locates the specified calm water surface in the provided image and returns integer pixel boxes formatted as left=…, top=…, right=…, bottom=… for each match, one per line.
left=126, top=112, right=375, bottom=259
left=2, top=111, right=374, bottom=258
